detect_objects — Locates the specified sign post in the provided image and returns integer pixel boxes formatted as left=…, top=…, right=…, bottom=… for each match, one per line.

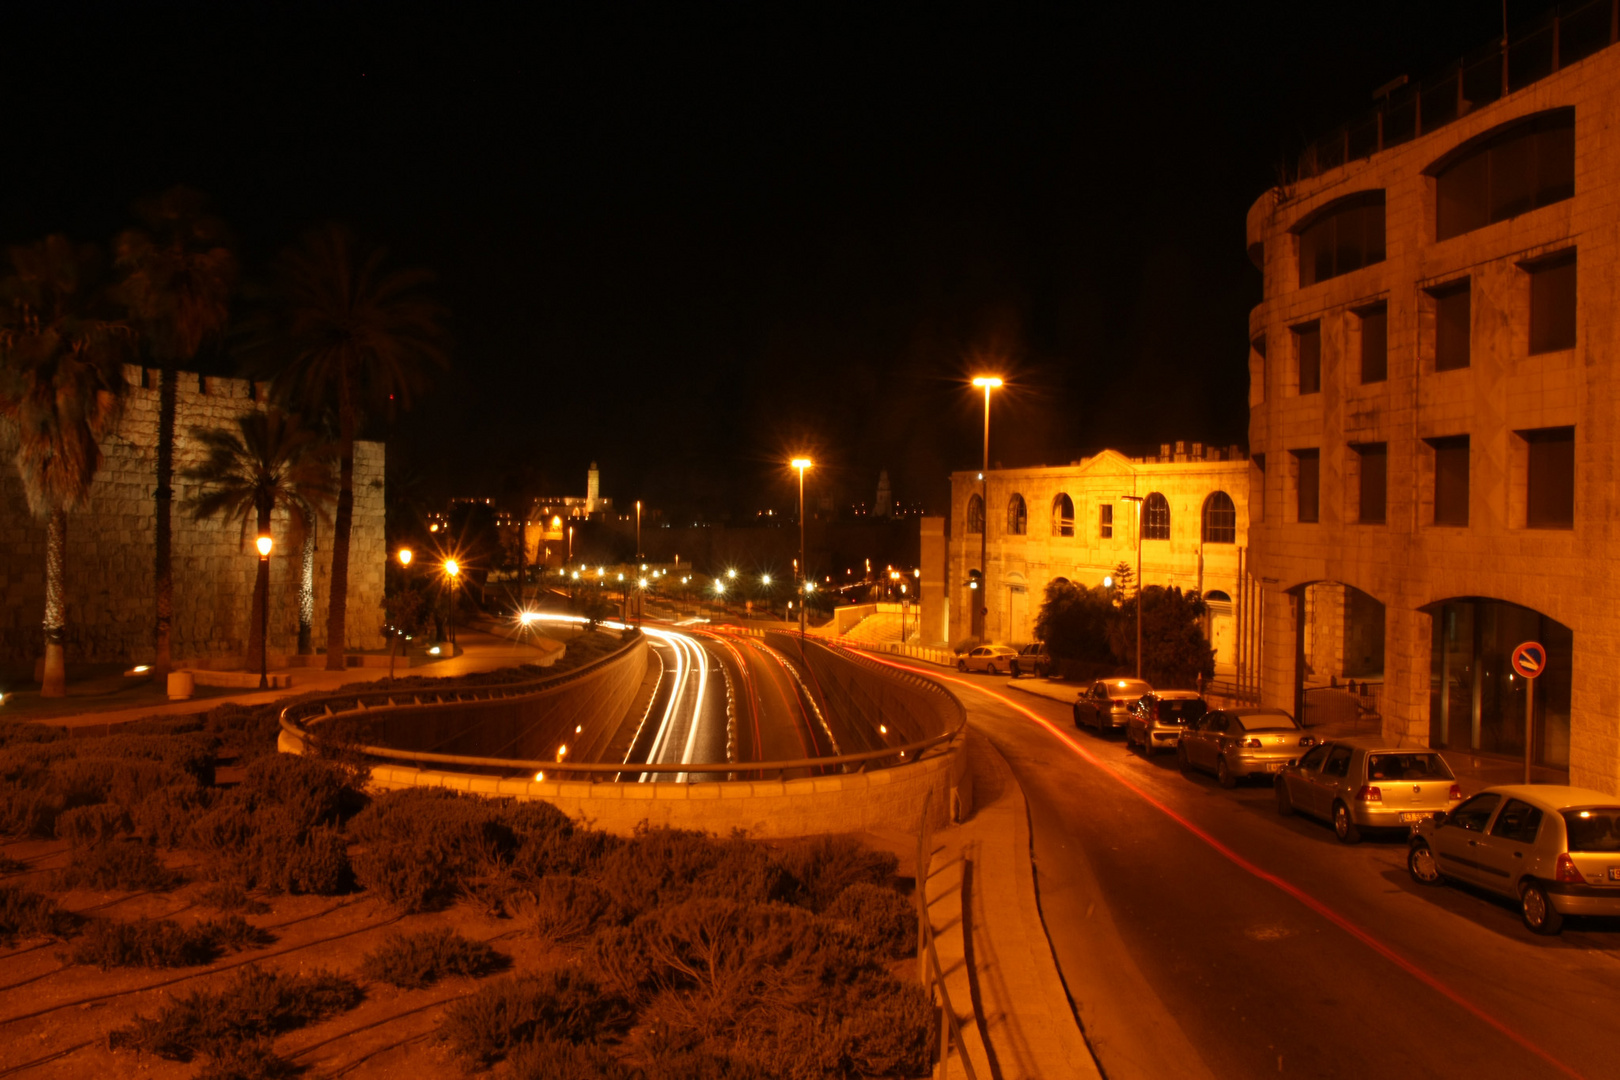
left=1510, top=641, right=1547, bottom=784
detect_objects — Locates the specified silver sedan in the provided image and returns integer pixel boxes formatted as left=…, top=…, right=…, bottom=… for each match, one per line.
left=1178, top=708, right=1316, bottom=787
left=1276, top=739, right=1463, bottom=843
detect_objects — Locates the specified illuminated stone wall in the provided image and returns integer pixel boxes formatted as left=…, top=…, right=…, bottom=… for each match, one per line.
left=0, top=366, right=386, bottom=667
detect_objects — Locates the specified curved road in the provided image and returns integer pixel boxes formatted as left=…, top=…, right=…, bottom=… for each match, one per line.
left=879, top=661, right=1619, bottom=1080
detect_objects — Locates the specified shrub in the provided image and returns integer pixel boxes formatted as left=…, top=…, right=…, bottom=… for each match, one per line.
left=197, top=881, right=270, bottom=914
left=193, top=1039, right=299, bottom=1080
left=189, top=806, right=352, bottom=897
left=588, top=828, right=786, bottom=923
left=52, top=839, right=181, bottom=892
left=440, top=970, right=632, bottom=1067
left=69, top=914, right=272, bottom=969
left=0, top=721, right=64, bottom=749
left=56, top=803, right=133, bottom=848
left=360, top=927, right=505, bottom=989
left=349, top=789, right=519, bottom=912
left=507, top=1037, right=634, bottom=1080
left=774, top=835, right=897, bottom=912
left=201, top=703, right=284, bottom=760
left=529, top=875, right=615, bottom=944
left=0, top=884, right=77, bottom=942
left=836, top=974, right=934, bottom=1077
left=0, top=852, right=24, bottom=874
left=235, top=753, right=356, bottom=831
left=825, top=883, right=916, bottom=960
left=111, top=965, right=362, bottom=1061
left=132, top=785, right=215, bottom=848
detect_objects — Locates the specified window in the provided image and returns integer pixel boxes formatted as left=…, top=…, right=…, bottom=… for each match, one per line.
left=1251, top=335, right=1267, bottom=403
left=1429, top=436, right=1470, bottom=526
left=1354, top=443, right=1387, bottom=524
left=1433, top=109, right=1574, bottom=240
left=1431, top=280, right=1471, bottom=371
left=1490, top=799, right=1544, bottom=844
left=966, top=494, right=984, bottom=535
left=1449, top=793, right=1502, bottom=833
left=1528, top=251, right=1576, bottom=354
left=1252, top=454, right=1266, bottom=524
left=1323, top=746, right=1353, bottom=778
left=1051, top=493, right=1074, bottom=537
left=1563, top=809, right=1620, bottom=853
left=1006, top=494, right=1027, bottom=535
left=1294, top=322, right=1321, bottom=395
left=1201, top=491, right=1236, bottom=543
left=1357, top=302, right=1387, bottom=383
left=1298, top=744, right=1330, bottom=771
left=1430, top=599, right=1573, bottom=768
left=1142, top=492, right=1170, bottom=540
left=1296, top=191, right=1386, bottom=287
left=1293, top=450, right=1320, bottom=523
left=1099, top=503, right=1113, bottom=539
left=1524, top=426, right=1574, bottom=529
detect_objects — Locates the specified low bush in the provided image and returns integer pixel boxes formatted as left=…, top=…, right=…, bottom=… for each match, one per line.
left=52, top=839, right=181, bottom=892
left=235, top=753, right=357, bottom=831
left=196, top=881, right=270, bottom=914
left=529, top=875, right=615, bottom=944
left=56, top=803, right=133, bottom=848
left=0, top=852, right=24, bottom=874
left=132, top=785, right=215, bottom=848
left=69, top=914, right=273, bottom=969
left=193, top=1039, right=299, bottom=1080
left=349, top=789, right=520, bottom=912
left=111, top=964, right=362, bottom=1061
left=199, top=703, right=283, bottom=760
left=774, top=835, right=898, bottom=912
left=440, top=969, right=632, bottom=1068
left=189, top=798, right=353, bottom=897
left=507, top=1037, right=635, bottom=1080
left=587, top=828, right=787, bottom=924
left=0, top=884, right=77, bottom=941
left=360, top=927, right=505, bottom=989
left=825, top=883, right=916, bottom=960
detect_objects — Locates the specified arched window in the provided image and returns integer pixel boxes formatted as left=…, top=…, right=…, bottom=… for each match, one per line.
left=1202, top=491, right=1237, bottom=544
left=1007, top=494, right=1027, bottom=535
left=1431, top=108, right=1573, bottom=240
left=1294, top=191, right=1385, bottom=287
left=1142, top=492, right=1170, bottom=540
left=966, top=494, right=984, bottom=535
left=1051, top=493, right=1074, bottom=537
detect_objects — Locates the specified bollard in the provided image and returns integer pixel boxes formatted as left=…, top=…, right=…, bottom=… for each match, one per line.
left=167, top=671, right=195, bottom=701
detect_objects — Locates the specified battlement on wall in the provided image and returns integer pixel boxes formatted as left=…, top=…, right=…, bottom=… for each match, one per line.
left=121, top=365, right=270, bottom=402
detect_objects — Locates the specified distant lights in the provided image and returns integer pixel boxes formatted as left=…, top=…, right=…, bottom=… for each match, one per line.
left=429, top=645, right=442, bottom=655
left=575, top=725, right=583, bottom=734
left=534, top=771, right=545, bottom=782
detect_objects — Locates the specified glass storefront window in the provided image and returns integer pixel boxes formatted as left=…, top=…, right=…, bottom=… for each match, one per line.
left=1428, top=598, right=1571, bottom=770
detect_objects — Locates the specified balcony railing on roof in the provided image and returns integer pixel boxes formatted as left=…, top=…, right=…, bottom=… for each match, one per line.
left=1297, top=0, right=1617, bottom=181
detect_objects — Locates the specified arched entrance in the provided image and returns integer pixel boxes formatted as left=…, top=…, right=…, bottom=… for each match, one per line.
left=1286, top=581, right=1387, bottom=727
left=1205, top=589, right=1234, bottom=667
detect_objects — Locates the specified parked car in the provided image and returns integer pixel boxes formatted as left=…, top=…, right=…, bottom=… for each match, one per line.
left=1072, top=678, right=1153, bottom=733
left=1276, top=739, right=1463, bottom=843
left=1009, top=642, right=1052, bottom=679
left=957, top=644, right=1019, bottom=674
left=1126, top=691, right=1206, bottom=756
left=1408, top=785, right=1620, bottom=935
left=1178, top=708, right=1316, bottom=787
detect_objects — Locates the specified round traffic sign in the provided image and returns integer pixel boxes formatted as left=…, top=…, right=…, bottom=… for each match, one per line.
left=1511, top=641, right=1546, bottom=679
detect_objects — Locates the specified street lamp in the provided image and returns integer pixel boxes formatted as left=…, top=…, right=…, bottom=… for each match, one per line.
left=1120, top=494, right=1144, bottom=680
left=255, top=534, right=273, bottom=689
left=635, top=500, right=642, bottom=558
left=970, top=376, right=1002, bottom=643
left=444, top=559, right=461, bottom=651
left=791, top=457, right=812, bottom=638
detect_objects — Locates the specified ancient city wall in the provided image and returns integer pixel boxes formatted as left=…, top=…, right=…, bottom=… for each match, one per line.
left=0, top=365, right=386, bottom=667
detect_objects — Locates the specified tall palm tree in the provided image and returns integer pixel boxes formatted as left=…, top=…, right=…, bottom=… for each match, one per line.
left=182, top=408, right=335, bottom=670
left=272, top=225, right=447, bottom=670
left=0, top=237, right=131, bottom=696
left=114, top=187, right=236, bottom=680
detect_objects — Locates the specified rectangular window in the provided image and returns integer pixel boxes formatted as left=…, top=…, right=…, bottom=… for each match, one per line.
left=1294, top=322, right=1321, bottom=395
left=1355, top=443, right=1387, bottom=523
left=1252, top=454, right=1266, bottom=524
left=1293, top=449, right=1320, bottom=523
left=1524, top=426, right=1575, bottom=529
left=1357, top=303, right=1387, bottom=383
left=1431, top=280, right=1471, bottom=371
left=1429, top=436, right=1470, bottom=526
left=1528, top=251, right=1576, bottom=354
left=1099, top=503, right=1113, bottom=539
left=1251, top=335, right=1267, bottom=404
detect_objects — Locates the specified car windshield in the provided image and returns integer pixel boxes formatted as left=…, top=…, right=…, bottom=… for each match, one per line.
left=1158, top=699, right=1206, bottom=724
left=1110, top=680, right=1151, bottom=698
left=1366, top=753, right=1454, bottom=781
left=1562, top=808, right=1620, bottom=853
left=1236, top=712, right=1299, bottom=732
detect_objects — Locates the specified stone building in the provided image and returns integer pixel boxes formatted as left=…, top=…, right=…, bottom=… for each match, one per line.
left=941, top=445, right=1251, bottom=663
left=1245, top=14, right=1620, bottom=791
left=0, top=366, right=386, bottom=668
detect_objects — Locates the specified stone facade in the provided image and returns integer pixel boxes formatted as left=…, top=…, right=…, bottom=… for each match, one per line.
left=946, top=447, right=1250, bottom=661
left=0, top=366, right=386, bottom=667
left=1246, top=37, right=1620, bottom=791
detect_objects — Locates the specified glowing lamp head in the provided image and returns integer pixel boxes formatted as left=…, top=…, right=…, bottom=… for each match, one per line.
left=519, top=611, right=538, bottom=626
left=256, top=534, right=273, bottom=558
left=445, top=559, right=460, bottom=578
left=971, top=376, right=1004, bottom=389
left=398, top=548, right=413, bottom=567
left=805, top=582, right=815, bottom=593
left=1103, top=575, right=1114, bottom=588
left=714, top=581, right=726, bottom=595
left=727, top=568, right=737, bottom=579
left=761, top=574, right=771, bottom=585
left=638, top=578, right=647, bottom=588
left=429, top=523, right=440, bottom=533
left=791, top=457, right=812, bottom=471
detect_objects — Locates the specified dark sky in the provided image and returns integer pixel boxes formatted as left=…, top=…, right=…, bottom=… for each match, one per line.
left=1, top=1, right=1516, bottom=520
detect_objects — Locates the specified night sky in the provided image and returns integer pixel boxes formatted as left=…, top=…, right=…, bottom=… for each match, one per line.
left=2, top=1, right=1514, bottom=521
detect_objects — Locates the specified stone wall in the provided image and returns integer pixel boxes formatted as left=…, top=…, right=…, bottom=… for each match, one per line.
left=0, top=365, right=386, bottom=667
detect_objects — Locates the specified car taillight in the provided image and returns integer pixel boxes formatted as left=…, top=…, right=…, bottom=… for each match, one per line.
left=1113, top=699, right=1127, bottom=707
left=1355, top=785, right=1383, bottom=802
left=1555, top=853, right=1586, bottom=884
left=1238, top=738, right=1262, bottom=749
left=1447, top=784, right=1463, bottom=801
left=1298, top=736, right=1316, bottom=747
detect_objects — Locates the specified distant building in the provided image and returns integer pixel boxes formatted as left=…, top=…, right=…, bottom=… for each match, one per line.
left=1246, top=15, right=1620, bottom=790
left=873, top=470, right=892, bottom=517
left=937, top=445, right=1251, bottom=662
left=521, top=462, right=615, bottom=567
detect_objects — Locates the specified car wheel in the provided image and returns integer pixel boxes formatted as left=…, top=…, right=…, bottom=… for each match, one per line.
left=1407, top=842, right=1443, bottom=886
left=1177, top=743, right=1192, bottom=773
left=1073, top=706, right=1082, bottom=729
left=1276, top=780, right=1295, bottom=816
left=958, top=660, right=967, bottom=672
left=986, top=663, right=997, bottom=676
left=1520, top=880, right=1565, bottom=936
left=1216, top=755, right=1237, bottom=789
left=1332, top=801, right=1361, bottom=844
left=1009, top=661, right=1020, bottom=678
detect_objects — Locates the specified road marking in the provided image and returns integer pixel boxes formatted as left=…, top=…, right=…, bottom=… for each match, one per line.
left=870, top=661, right=1588, bottom=1080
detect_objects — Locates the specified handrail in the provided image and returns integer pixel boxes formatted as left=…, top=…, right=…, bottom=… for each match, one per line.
left=916, top=790, right=978, bottom=1080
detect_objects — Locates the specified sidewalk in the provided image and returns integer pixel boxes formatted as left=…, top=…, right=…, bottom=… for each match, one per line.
left=927, top=729, right=1100, bottom=1079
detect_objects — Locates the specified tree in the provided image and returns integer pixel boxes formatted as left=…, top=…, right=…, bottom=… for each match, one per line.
left=271, top=225, right=447, bottom=670
left=1033, top=580, right=1113, bottom=672
left=0, top=237, right=131, bottom=696
left=114, top=187, right=236, bottom=680
left=1108, top=585, right=1215, bottom=689
left=181, top=409, right=335, bottom=669
left=384, top=584, right=430, bottom=678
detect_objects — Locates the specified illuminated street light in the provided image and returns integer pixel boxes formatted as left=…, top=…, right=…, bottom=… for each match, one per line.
left=445, top=559, right=461, bottom=651
left=970, top=376, right=1003, bottom=644
left=727, top=568, right=738, bottom=579
left=1121, top=494, right=1145, bottom=680
left=255, top=534, right=273, bottom=690
left=791, top=457, right=813, bottom=638
left=398, top=547, right=413, bottom=568
left=762, top=574, right=772, bottom=586
left=715, top=580, right=727, bottom=596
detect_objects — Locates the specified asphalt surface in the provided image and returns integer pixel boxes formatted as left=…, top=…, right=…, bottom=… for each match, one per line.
left=890, top=664, right=1620, bottom=1080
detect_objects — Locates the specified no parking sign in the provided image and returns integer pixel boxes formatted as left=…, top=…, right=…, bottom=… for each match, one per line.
left=1511, top=641, right=1547, bottom=783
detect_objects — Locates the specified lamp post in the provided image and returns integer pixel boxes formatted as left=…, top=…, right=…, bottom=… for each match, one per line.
left=970, top=377, right=1002, bottom=643
left=791, top=458, right=812, bottom=638
left=444, top=559, right=460, bottom=651
left=255, top=534, right=273, bottom=689
left=1121, top=494, right=1144, bottom=679
left=635, top=500, right=642, bottom=559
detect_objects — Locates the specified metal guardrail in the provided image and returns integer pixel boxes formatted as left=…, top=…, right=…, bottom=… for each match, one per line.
left=916, top=789, right=978, bottom=1080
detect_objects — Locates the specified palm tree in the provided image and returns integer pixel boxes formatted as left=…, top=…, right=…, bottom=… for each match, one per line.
left=181, top=409, right=335, bottom=671
left=272, top=225, right=447, bottom=670
left=114, top=187, right=236, bottom=680
left=0, top=237, right=131, bottom=696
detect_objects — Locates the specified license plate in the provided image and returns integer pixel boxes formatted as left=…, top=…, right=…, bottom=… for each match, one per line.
left=1401, top=812, right=1429, bottom=823
left=1265, top=762, right=1284, bottom=772
left=1609, top=867, right=1620, bottom=882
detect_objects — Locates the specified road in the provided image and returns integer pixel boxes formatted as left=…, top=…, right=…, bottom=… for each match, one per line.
left=891, top=664, right=1620, bottom=1080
